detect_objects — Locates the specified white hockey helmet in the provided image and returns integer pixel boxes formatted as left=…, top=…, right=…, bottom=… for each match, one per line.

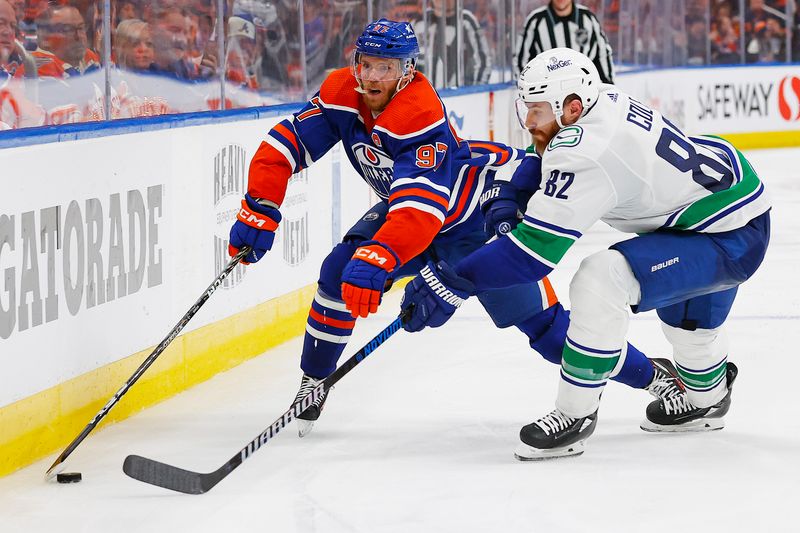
left=517, top=47, right=601, bottom=128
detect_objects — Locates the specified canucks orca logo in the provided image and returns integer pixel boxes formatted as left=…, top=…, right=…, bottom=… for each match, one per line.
left=352, top=142, right=395, bottom=198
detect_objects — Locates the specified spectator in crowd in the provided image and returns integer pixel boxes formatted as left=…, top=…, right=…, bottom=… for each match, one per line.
left=255, top=0, right=295, bottom=93
left=117, top=1, right=141, bottom=26
left=1, top=0, right=42, bottom=128
left=711, top=13, right=742, bottom=63
left=34, top=4, right=100, bottom=77
left=515, top=0, right=614, bottom=83
left=685, top=17, right=707, bottom=65
left=413, top=0, right=491, bottom=87
left=302, top=0, right=329, bottom=87
left=744, top=0, right=772, bottom=62
left=225, top=14, right=259, bottom=89
left=114, top=18, right=154, bottom=71
left=149, top=6, right=205, bottom=79
left=324, top=0, right=368, bottom=69
left=0, top=0, right=18, bottom=71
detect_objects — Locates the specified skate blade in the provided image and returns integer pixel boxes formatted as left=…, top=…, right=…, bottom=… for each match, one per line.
left=640, top=417, right=725, bottom=433
left=514, top=440, right=586, bottom=461
left=298, top=419, right=315, bottom=438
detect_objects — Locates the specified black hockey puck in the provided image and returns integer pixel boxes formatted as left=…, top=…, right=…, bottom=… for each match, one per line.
left=56, top=472, right=82, bottom=483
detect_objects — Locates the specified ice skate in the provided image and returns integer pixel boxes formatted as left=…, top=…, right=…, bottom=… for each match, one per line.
left=293, top=374, right=331, bottom=438
left=515, top=409, right=598, bottom=461
left=641, top=362, right=738, bottom=433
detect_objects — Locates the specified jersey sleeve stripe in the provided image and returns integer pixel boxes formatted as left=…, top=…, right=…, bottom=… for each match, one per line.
left=467, top=141, right=511, bottom=165
left=443, top=166, right=478, bottom=225
left=390, top=176, right=451, bottom=196
left=510, top=223, right=575, bottom=265
left=506, top=232, right=558, bottom=269
left=388, top=201, right=446, bottom=223
left=522, top=216, right=583, bottom=239
left=264, top=135, right=298, bottom=173
left=389, top=188, right=450, bottom=210
left=273, top=122, right=300, bottom=156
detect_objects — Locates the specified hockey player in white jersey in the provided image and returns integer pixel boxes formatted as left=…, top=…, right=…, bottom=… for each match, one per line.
left=401, top=47, right=771, bottom=459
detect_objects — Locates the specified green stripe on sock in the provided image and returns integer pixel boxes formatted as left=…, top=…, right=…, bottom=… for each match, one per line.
left=561, top=344, right=619, bottom=382
left=676, top=364, right=726, bottom=389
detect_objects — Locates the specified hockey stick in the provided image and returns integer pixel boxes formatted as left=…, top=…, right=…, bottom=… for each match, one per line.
left=122, top=309, right=410, bottom=494
left=45, top=247, right=251, bottom=479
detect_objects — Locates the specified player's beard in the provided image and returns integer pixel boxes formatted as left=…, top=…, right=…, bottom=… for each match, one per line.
left=360, top=80, right=397, bottom=113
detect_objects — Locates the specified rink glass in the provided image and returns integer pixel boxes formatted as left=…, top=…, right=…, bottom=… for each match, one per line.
left=0, top=0, right=796, bottom=131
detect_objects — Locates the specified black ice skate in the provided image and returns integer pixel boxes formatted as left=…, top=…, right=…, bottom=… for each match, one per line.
left=640, top=361, right=738, bottom=433
left=514, top=409, right=598, bottom=461
left=293, top=374, right=331, bottom=438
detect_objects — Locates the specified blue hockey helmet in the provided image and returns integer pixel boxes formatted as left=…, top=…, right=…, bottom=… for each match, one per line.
left=355, top=18, right=419, bottom=59
left=353, top=18, right=419, bottom=83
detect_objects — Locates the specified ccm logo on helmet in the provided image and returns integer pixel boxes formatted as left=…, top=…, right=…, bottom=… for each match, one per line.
left=547, top=57, right=572, bottom=71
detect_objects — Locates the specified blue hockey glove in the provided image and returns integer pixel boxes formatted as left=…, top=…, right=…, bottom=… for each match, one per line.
left=479, top=181, right=523, bottom=239
left=401, top=260, right=475, bottom=333
left=229, top=193, right=281, bottom=264
left=341, top=241, right=400, bottom=318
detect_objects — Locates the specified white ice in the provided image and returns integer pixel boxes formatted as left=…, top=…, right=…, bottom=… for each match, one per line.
left=1, top=148, right=798, bottom=533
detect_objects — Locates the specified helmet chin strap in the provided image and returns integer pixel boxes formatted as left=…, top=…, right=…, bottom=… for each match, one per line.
left=555, top=111, right=566, bottom=129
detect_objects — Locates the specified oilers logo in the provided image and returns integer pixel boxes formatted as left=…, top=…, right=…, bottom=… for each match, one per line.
left=352, top=142, right=394, bottom=198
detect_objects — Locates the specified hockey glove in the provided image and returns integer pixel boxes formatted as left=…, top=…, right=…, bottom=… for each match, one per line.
left=479, top=181, right=523, bottom=239
left=229, top=193, right=281, bottom=264
left=401, top=260, right=475, bottom=333
left=341, top=241, right=400, bottom=318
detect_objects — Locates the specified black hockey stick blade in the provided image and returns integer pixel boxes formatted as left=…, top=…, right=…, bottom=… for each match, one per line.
left=123, top=455, right=228, bottom=495
left=46, top=247, right=250, bottom=479
left=122, top=310, right=409, bottom=494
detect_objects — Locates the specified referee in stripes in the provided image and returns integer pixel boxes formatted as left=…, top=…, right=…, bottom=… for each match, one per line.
left=515, top=0, right=614, bottom=83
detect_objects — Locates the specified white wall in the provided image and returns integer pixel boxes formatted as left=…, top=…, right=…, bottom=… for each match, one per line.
left=0, top=87, right=515, bottom=408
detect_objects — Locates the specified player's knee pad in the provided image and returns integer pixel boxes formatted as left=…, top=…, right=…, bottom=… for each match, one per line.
left=318, top=240, right=360, bottom=300
left=568, top=250, right=640, bottom=346
left=569, top=250, right=640, bottom=318
left=661, top=322, right=729, bottom=408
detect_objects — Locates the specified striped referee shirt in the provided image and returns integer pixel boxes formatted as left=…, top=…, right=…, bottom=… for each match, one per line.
left=515, top=3, right=614, bottom=83
left=416, top=8, right=491, bottom=88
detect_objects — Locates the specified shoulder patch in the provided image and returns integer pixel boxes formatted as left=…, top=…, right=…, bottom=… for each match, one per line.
left=547, top=126, right=583, bottom=151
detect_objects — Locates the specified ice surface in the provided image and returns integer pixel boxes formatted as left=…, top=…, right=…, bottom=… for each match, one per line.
left=1, top=148, right=797, bottom=533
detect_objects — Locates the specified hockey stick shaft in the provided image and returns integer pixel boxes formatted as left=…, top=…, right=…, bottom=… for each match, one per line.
left=45, top=247, right=250, bottom=478
left=123, top=310, right=409, bottom=494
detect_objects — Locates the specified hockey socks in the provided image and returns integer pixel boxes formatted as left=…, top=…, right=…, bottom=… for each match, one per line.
left=301, top=290, right=356, bottom=378
left=518, top=303, right=654, bottom=389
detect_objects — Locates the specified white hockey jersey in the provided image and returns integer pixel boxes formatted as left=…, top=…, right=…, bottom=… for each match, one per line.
left=456, top=88, right=771, bottom=292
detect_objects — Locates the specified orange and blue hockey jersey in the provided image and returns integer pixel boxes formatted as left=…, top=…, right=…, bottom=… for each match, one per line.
left=247, top=67, right=523, bottom=265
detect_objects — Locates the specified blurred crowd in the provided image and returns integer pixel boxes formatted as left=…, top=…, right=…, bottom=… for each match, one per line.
left=1, top=0, right=798, bottom=130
